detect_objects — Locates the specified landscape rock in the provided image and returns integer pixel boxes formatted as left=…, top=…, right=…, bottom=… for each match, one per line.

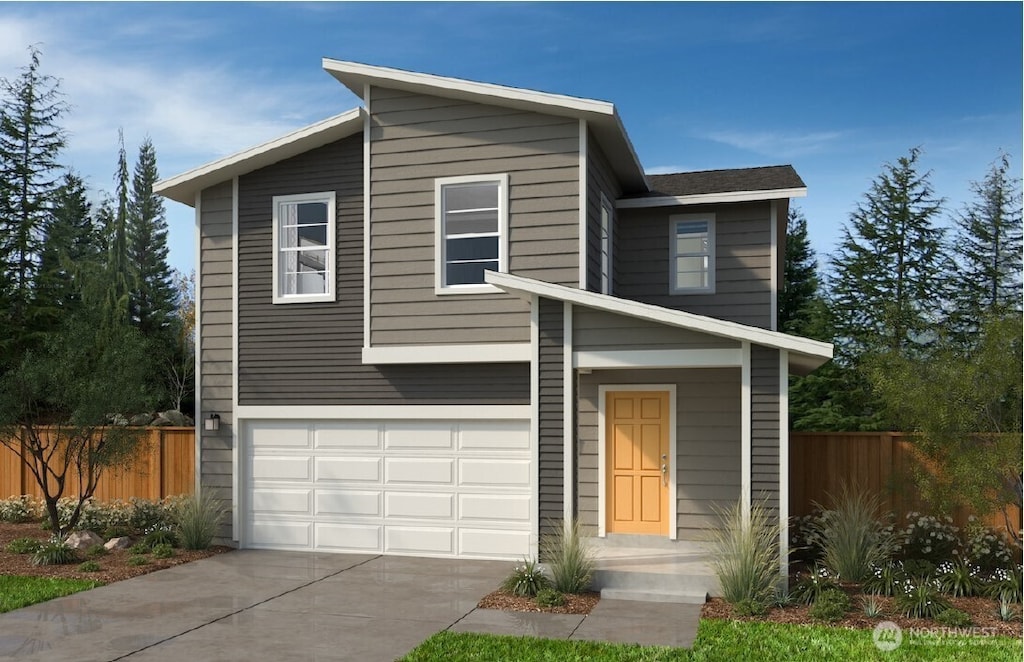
left=104, top=536, right=133, bottom=551
left=158, top=410, right=193, bottom=426
left=151, top=415, right=172, bottom=427
left=129, top=413, right=153, bottom=426
left=65, top=530, right=104, bottom=550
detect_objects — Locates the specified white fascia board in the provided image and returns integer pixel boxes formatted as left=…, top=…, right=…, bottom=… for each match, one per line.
left=235, top=405, right=532, bottom=420
left=156, top=108, right=364, bottom=206
left=485, top=271, right=833, bottom=362
left=615, top=187, right=808, bottom=209
left=574, top=348, right=742, bottom=370
left=361, top=343, right=530, bottom=364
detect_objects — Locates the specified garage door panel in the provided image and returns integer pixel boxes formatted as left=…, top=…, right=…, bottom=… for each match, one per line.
left=316, top=457, right=381, bottom=483
left=460, top=529, right=531, bottom=558
left=316, top=490, right=381, bottom=517
left=251, top=520, right=312, bottom=548
left=459, top=422, right=530, bottom=450
left=459, top=494, right=531, bottom=522
left=386, top=492, right=454, bottom=519
left=249, top=424, right=310, bottom=448
left=460, top=459, right=530, bottom=487
left=252, top=456, right=312, bottom=481
left=251, top=488, right=311, bottom=515
left=386, top=526, right=455, bottom=555
left=316, top=523, right=381, bottom=551
left=386, top=458, right=453, bottom=484
left=315, top=423, right=380, bottom=449
left=385, top=423, right=454, bottom=449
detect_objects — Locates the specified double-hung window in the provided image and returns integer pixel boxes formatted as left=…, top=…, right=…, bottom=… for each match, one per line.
left=435, top=174, right=508, bottom=293
left=669, top=213, right=715, bottom=294
left=272, top=191, right=336, bottom=303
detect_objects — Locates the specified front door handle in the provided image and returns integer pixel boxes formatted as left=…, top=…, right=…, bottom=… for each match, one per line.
left=661, top=454, right=668, bottom=486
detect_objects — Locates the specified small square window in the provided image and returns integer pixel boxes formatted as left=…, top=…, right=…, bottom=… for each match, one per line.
left=272, top=192, right=336, bottom=304
left=669, top=214, right=715, bottom=294
left=435, top=175, right=508, bottom=293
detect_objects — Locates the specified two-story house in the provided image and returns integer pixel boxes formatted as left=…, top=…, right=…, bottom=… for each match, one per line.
left=156, top=60, right=832, bottom=595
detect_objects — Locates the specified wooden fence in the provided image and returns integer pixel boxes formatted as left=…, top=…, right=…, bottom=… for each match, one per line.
left=1, top=427, right=195, bottom=501
left=790, top=431, right=1022, bottom=533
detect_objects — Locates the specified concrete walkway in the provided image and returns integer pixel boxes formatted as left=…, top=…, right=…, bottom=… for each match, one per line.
left=0, top=550, right=700, bottom=661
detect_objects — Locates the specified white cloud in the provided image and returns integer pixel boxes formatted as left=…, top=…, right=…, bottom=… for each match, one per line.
left=702, top=129, right=846, bottom=158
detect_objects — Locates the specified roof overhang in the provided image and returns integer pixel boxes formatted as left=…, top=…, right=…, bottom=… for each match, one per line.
left=155, top=108, right=364, bottom=206
left=485, top=271, right=833, bottom=374
left=322, top=58, right=649, bottom=193
left=617, top=187, right=808, bottom=210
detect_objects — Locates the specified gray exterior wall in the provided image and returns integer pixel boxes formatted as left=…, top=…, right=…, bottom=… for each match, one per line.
left=197, top=181, right=234, bottom=536
left=616, top=202, right=774, bottom=328
left=538, top=298, right=565, bottom=537
left=235, top=135, right=530, bottom=406
left=573, top=308, right=741, bottom=352
left=751, top=345, right=780, bottom=514
left=577, top=368, right=741, bottom=540
left=368, top=86, right=580, bottom=345
left=585, top=132, right=622, bottom=293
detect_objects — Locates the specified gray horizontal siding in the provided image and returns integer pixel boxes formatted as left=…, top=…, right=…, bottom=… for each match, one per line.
left=573, top=308, right=740, bottom=352
left=577, top=368, right=741, bottom=540
left=586, top=132, right=621, bottom=293
left=198, top=181, right=234, bottom=539
left=369, top=86, right=580, bottom=346
left=235, top=134, right=529, bottom=406
left=538, top=298, right=564, bottom=538
left=616, top=202, right=774, bottom=328
left=751, top=345, right=780, bottom=514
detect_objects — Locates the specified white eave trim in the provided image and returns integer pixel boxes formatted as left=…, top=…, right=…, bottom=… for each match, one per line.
left=616, top=187, right=807, bottom=209
left=485, top=271, right=833, bottom=363
left=236, top=405, right=531, bottom=420
left=574, top=348, right=742, bottom=370
left=361, top=343, right=531, bottom=364
left=155, top=108, right=364, bottom=205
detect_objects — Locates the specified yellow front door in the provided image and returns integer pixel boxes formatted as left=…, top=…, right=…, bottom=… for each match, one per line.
left=606, top=390, right=670, bottom=535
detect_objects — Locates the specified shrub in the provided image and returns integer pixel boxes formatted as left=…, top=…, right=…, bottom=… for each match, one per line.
left=771, top=587, right=795, bottom=608
left=733, top=598, right=768, bottom=617
left=5, top=537, right=43, bottom=554
left=31, top=540, right=77, bottom=566
left=935, top=608, right=972, bottom=628
left=0, top=495, right=41, bottom=523
left=789, top=512, right=825, bottom=564
left=707, top=499, right=781, bottom=606
left=78, top=560, right=101, bottom=573
left=901, top=558, right=937, bottom=580
left=142, top=529, right=178, bottom=549
left=996, top=599, right=1018, bottom=622
left=811, top=484, right=894, bottom=584
left=865, top=561, right=904, bottom=596
left=534, top=588, right=565, bottom=608
left=809, top=588, right=851, bottom=622
left=861, top=593, right=884, bottom=618
left=85, top=544, right=108, bottom=558
left=540, top=519, right=595, bottom=594
left=129, top=498, right=171, bottom=534
left=984, top=565, right=1023, bottom=603
left=501, top=559, right=550, bottom=597
left=151, top=543, right=174, bottom=559
left=894, top=577, right=950, bottom=619
left=894, top=512, right=958, bottom=564
left=128, top=541, right=150, bottom=555
left=173, top=492, right=226, bottom=550
left=127, top=555, right=149, bottom=566
left=791, top=565, right=840, bottom=604
left=936, top=559, right=981, bottom=597
left=960, top=521, right=1018, bottom=572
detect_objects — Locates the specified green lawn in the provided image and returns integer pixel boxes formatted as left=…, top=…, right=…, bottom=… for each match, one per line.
left=0, top=575, right=103, bottom=613
left=401, top=620, right=1023, bottom=662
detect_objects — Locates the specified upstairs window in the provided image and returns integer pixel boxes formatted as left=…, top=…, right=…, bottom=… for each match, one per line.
left=435, top=174, right=508, bottom=293
left=272, top=192, right=336, bottom=304
left=670, top=214, right=715, bottom=294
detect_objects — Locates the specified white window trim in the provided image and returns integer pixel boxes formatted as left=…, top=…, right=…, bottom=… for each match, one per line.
left=271, top=191, right=337, bottom=304
left=434, top=173, right=509, bottom=295
left=669, top=213, right=715, bottom=295
left=599, top=192, right=613, bottom=295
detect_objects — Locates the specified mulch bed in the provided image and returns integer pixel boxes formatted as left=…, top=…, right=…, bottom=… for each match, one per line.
left=702, top=593, right=1023, bottom=639
left=478, top=589, right=601, bottom=615
left=0, top=521, right=232, bottom=584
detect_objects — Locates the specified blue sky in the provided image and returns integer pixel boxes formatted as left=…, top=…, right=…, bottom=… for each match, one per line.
left=2, top=2, right=1021, bottom=276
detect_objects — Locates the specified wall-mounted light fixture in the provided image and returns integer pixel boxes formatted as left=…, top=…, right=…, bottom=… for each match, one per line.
left=204, top=413, right=221, bottom=432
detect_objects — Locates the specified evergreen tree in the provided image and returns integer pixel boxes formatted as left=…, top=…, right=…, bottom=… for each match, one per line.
left=951, top=152, right=1023, bottom=335
left=778, top=207, right=822, bottom=336
left=0, top=46, right=67, bottom=362
left=104, top=129, right=132, bottom=323
left=127, top=136, right=176, bottom=341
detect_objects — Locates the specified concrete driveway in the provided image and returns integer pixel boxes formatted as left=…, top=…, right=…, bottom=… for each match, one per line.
left=0, top=550, right=508, bottom=662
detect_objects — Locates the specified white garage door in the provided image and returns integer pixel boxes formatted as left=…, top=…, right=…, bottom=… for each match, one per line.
left=243, top=418, right=532, bottom=559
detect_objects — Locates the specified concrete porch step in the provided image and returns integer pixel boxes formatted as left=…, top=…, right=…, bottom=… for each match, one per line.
left=599, top=587, right=709, bottom=605
left=587, top=536, right=718, bottom=604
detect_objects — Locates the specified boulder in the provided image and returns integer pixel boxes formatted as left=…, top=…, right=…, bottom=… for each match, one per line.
left=104, top=536, right=133, bottom=551
left=158, top=410, right=193, bottom=427
left=65, top=530, right=104, bottom=550
left=151, top=415, right=172, bottom=427
left=129, top=413, right=153, bottom=426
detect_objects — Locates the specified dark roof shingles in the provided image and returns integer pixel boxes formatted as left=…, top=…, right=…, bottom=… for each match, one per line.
left=633, top=165, right=805, bottom=198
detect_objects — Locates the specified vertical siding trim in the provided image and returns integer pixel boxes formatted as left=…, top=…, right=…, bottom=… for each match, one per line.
left=363, top=86, right=372, bottom=349
left=770, top=201, right=778, bottom=331
left=562, top=302, right=574, bottom=527
left=529, top=294, right=540, bottom=558
left=741, top=341, right=751, bottom=523
left=779, top=349, right=789, bottom=582
left=231, top=176, right=240, bottom=540
left=193, top=191, right=203, bottom=497
left=578, top=119, right=588, bottom=289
